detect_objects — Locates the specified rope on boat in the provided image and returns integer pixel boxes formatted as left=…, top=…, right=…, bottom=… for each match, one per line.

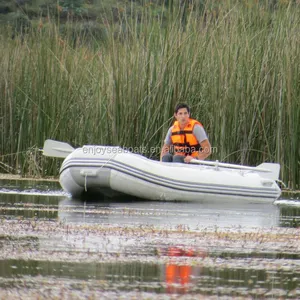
left=84, top=174, right=87, bottom=192
left=276, top=179, right=287, bottom=189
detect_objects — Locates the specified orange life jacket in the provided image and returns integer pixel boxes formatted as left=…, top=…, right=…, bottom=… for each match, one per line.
left=171, top=119, right=203, bottom=157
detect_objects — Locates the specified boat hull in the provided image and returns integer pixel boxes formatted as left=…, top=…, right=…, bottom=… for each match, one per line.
left=59, top=147, right=281, bottom=202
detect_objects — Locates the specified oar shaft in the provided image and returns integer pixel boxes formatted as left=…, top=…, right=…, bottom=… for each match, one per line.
left=190, top=159, right=271, bottom=173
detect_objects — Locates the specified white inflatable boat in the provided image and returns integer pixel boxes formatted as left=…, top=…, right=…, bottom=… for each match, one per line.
left=43, top=140, right=282, bottom=202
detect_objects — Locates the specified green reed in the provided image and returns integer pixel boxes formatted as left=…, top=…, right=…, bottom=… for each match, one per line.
left=0, top=0, right=299, bottom=189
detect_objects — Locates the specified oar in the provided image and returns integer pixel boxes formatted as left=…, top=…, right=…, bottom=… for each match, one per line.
left=42, top=139, right=280, bottom=180
left=42, top=139, right=75, bottom=158
left=190, top=159, right=270, bottom=172
left=190, top=159, right=280, bottom=180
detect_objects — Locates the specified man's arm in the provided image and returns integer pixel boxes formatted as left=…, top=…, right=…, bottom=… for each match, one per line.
left=160, top=127, right=173, bottom=161
left=193, top=124, right=211, bottom=160
left=184, top=124, right=211, bottom=163
left=197, top=139, right=211, bottom=160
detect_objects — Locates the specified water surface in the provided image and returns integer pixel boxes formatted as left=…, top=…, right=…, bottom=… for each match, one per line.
left=0, top=179, right=299, bottom=299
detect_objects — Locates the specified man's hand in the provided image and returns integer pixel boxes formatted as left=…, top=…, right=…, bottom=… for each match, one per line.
left=184, top=155, right=194, bottom=163
left=160, top=144, right=170, bottom=161
left=184, top=139, right=212, bottom=163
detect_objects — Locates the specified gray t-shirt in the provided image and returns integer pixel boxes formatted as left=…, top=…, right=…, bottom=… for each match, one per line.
left=164, top=124, right=208, bottom=145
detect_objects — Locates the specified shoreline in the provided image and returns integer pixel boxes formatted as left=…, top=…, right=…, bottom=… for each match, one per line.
left=0, top=173, right=58, bottom=182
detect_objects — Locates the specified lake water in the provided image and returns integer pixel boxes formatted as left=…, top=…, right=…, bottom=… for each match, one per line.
left=0, top=179, right=300, bottom=299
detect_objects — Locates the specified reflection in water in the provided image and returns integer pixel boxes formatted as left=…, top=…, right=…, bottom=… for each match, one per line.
left=279, top=206, right=300, bottom=228
left=164, top=246, right=207, bottom=294
left=2, top=192, right=299, bottom=230
left=58, top=197, right=281, bottom=229
left=0, top=193, right=60, bottom=219
left=0, top=258, right=299, bottom=297
left=0, top=179, right=299, bottom=230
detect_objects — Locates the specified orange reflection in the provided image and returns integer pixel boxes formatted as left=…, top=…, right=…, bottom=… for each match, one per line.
left=165, top=246, right=206, bottom=294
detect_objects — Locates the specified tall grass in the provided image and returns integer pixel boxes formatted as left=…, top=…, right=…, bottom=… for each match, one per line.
left=0, top=0, right=299, bottom=189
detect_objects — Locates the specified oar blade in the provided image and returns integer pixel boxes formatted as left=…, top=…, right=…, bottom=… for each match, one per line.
left=43, top=139, right=75, bottom=158
left=256, top=163, right=280, bottom=181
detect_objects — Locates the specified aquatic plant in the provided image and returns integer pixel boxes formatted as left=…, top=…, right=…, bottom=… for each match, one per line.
left=0, top=0, right=299, bottom=188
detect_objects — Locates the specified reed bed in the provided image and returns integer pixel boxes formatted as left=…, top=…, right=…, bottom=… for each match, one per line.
left=0, top=0, right=299, bottom=189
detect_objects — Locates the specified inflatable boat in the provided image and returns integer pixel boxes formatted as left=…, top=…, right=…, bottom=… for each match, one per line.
left=43, top=140, right=281, bottom=202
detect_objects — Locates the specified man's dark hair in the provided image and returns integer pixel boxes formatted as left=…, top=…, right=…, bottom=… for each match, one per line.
left=174, top=103, right=190, bottom=114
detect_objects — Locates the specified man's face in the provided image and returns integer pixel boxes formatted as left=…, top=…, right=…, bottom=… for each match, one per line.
left=174, top=108, right=190, bottom=125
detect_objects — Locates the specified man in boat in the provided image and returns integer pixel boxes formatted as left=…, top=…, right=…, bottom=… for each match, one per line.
left=160, top=103, right=211, bottom=163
